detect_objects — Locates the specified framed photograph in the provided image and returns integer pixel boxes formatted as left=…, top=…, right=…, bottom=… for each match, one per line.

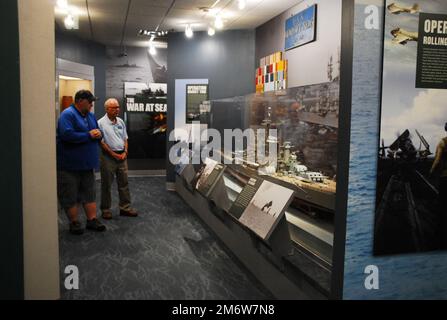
left=285, top=4, right=317, bottom=51
left=185, top=84, right=209, bottom=123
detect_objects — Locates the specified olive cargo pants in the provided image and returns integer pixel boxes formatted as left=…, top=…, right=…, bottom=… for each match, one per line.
left=100, top=151, right=131, bottom=211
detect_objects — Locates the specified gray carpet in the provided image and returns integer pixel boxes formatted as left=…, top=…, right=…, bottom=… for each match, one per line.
left=59, top=177, right=273, bottom=300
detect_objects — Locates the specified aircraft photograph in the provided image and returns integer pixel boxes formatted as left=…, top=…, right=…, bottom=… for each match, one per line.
left=387, top=2, right=420, bottom=14
left=391, top=27, right=418, bottom=45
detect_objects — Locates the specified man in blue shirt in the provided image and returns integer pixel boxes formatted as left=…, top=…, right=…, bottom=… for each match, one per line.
left=98, top=98, right=138, bottom=219
left=57, top=90, right=106, bottom=234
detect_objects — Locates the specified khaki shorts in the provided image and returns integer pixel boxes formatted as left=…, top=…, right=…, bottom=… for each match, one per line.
left=57, top=170, right=96, bottom=209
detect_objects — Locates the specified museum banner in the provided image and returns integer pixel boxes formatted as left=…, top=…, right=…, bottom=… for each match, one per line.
left=124, top=82, right=167, bottom=160
left=374, top=1, right=447, bottom=256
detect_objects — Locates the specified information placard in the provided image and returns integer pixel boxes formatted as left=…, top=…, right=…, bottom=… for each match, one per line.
left=237, top=180, right=294, bottom=240
left=416, top=13, right=447, bottom=89
left=194, top=158, right=226, bottom=197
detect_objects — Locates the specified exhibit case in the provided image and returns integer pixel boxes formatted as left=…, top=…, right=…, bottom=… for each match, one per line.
left=174, top=79, right=340, bottom=298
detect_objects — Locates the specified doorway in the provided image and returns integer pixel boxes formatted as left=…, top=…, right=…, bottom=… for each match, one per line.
left=56, top=58, right=95, bottom=118
left=58, top=75, right=93, bottom=112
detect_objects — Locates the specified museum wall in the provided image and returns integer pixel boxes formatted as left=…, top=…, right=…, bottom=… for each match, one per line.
left=344, top=0, right=447, bottom=299
left=55, top=30, right=106, bottom=117
left=255, top=0, right=342, bottom=88
left=18, top=0, right=60, bottom=300
left=166, top=29, right=256, bottom=183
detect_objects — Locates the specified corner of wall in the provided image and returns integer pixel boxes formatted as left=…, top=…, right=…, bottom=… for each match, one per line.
left=18, top=0, right=60, bottom=300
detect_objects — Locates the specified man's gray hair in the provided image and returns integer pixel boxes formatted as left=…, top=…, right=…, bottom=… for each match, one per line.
left=104, top=98, right=119, bottom=108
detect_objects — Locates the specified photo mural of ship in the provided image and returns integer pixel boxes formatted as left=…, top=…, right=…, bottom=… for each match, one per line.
left=374, top=1, right=447, bottom=255
left=125, top=82, right=167, bottom=164
left=106, top=46, right=167, bottom=170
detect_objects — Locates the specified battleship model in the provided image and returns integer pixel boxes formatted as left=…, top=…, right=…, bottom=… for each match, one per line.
left=220, top=104, right=337, bottom=214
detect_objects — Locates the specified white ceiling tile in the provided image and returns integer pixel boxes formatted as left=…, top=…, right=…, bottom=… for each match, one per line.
left=56, top=0, right=303, bottom=46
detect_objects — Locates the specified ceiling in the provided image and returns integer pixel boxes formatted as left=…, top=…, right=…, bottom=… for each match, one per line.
left=55, top=0, right=301, bottom=48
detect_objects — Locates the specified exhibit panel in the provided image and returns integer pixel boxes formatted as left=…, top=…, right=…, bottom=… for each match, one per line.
left=343, top=0, right=447, bottom=299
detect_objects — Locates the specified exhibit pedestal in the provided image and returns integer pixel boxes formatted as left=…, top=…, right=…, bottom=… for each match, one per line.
left=175, top=176, right=327, bottom=299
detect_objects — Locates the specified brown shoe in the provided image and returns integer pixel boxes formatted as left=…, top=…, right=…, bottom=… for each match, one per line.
left=120, top=208, right=138, bottom=217
left=101, top=210, right=113, bottom=220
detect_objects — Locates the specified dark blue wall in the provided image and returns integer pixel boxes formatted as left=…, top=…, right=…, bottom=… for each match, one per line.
left=55, top=31, right=107, bottom=117
left=166, top=29, right=256, bottom=182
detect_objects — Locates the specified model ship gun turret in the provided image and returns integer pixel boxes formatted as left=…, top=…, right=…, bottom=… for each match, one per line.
left=380, top=129, right=432, bottom=160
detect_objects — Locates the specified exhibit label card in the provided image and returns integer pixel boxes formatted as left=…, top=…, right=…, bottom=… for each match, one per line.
left=195, top=158, right=226, bottom=197
left=238, top=180, right=294, bottom=240
left=229, top=177, right=263, bottom=219
left=416, top=13, right=447, bottom=89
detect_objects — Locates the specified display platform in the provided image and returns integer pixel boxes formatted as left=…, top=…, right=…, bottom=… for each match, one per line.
left=175, top=173, right=328, bottom=299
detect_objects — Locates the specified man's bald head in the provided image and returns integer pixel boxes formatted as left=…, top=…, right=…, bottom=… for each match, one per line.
left=105, top=98, right=119, bottom=109
left=104, top=98, right=120, bottom=120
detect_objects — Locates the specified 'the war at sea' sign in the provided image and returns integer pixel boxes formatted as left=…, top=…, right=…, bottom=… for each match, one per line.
left=285, top=4, right=317, bottom=51
left=416, top=13, right=447, bottom=89
left=126, top=96, right=167, bottom=113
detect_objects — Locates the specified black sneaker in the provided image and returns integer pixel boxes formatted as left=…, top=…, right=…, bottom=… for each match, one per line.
left=86, top=218, right=106, bottom=232
left=69, top=221, right=84, bottom=235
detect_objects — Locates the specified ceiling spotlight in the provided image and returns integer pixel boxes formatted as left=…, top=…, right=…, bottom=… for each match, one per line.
left=238, top=0, right=246, bottom=10
left=214, top=16, right=224, bottom=29
left=185, top=25, right=193, bottom=38
left=149, top=45, right=157, bottom=56
left=64, top=14, right=78, bottom=30
left=208, top=27, right=215, bottom=36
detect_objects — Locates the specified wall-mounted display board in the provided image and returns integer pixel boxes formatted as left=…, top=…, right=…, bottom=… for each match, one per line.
left=285, top=4, right=317, bottom=51
left=374, top=0, right=447, bottom=257
left=344, top=0, right=447, bottom=300
left=237, top=179, right=295, bottom=240
left=186, top=84, right=209, bottom=123
left=124, top=82, right=167, bottom=160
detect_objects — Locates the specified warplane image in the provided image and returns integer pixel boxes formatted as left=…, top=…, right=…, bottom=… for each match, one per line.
left=391, top=27, right=419, bottom=45
left=387, top=3, right=420, bottom=14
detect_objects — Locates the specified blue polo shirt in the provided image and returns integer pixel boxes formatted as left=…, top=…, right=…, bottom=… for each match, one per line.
left=57, top=105, right=100, bottom=171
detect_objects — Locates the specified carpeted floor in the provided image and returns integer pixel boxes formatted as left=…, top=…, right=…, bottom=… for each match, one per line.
left=59, top=176, right=273, bottom=300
